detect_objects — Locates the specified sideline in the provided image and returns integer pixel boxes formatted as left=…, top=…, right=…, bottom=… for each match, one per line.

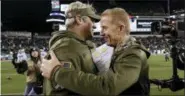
left=1, top=93, right=23, bottom=95
left=1, top=86, right=160, bottom=95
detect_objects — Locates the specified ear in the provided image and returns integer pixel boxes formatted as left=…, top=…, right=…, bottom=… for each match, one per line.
left=119, top=23, right=125, bottom=33
left=75, top=15, right=82, bottom=25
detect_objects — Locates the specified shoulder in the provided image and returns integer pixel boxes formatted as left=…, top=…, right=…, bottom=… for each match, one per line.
left=50, top=37, right=71, bottom=50
left=119, top=44, right=148, bottom=61
left=120, top=48, right=144, bottom=59
left=27, top=61, right=34, bottom=67
left=50, top=37, right=85, bottom=50
left=49, top=37, right=86, bottom=61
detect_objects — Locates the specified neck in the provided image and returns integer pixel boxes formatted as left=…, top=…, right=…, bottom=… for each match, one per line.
left=68, top=26, right=85, bottom=40
left=116, top=35, right=130, bottom=47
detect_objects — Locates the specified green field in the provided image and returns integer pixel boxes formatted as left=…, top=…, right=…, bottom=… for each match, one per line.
left=1, top=55, right=184, bottom=95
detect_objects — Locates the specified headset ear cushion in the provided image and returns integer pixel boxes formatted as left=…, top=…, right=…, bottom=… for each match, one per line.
left=177, top=51, right=185, bottom=70
left=176, top=58, right=184, bottom=70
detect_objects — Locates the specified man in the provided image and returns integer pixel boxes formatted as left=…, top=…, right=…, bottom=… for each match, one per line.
left=12, top=49, right=28, bottom=74
left=41, top=8, right=151, bottom=96
left=164, top=51, right=170, bottom=62
left=12, top=50, right=18, bottom=68
left=17, top=49, right=28, bottom=63
left=41, top=1, right=100, bottom=95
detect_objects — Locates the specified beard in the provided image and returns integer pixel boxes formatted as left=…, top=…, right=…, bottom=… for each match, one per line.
left=86, top=32, right=93, bottom=40
left=84, top=26, right=94, bottom=40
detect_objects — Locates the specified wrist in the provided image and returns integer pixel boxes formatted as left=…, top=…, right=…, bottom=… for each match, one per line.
left=50, top=65, right=62, bottom=89
left=50, top=65, right=62, bottom=80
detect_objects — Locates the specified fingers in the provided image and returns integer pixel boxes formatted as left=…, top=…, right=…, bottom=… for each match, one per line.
left=49, top=50, right=57, bottom=60
left=40, top=63, right=45, bottom=73
left=40, top=59, right=48, bottom=72
left=41, top=57, right=44, bottom=62
left=49, top=50, right=61, bottom=65
left=40, top=62, right=49, bottom=79
left=41, top=71, right=49, bottom=79
left=40, top=51, right=60, bottom=80
left=41, top=72, right=45, bottom=76
left=42, top=58, right=48, bottom=64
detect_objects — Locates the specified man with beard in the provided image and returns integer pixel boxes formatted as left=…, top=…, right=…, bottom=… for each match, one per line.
left=41, top=1, right=100, bottom=95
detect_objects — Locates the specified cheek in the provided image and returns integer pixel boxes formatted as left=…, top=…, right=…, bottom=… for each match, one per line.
left=35, top=53, right=38, bottom=57
left=85, top=23, right=92, bottom=30
left=110, top=33, right=116, bottom=41
left=89, top=22, right=94, bottom=29
left=107, top=29, right=115, bottom=38
left=31, top=53, right=34, bottom=56
left=108, top=31, right=119, bottom=42
left=111, top=28, right=120, bottom=37
left=89, top=23, right=93, bottom=30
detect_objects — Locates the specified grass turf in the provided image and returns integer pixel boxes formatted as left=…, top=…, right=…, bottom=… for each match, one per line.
left=1, top=55, right=184, bottom=95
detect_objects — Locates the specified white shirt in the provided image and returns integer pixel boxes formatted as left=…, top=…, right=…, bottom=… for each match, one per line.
left=17, top=52, right=27, bottom=62
left=164, top=52, right=169, bottom=57
left=92, top=43, right=114, bottom=74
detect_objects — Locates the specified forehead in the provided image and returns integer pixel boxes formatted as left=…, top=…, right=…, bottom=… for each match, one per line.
left=32, top=50, right=38, bottom=53
left=100, top=16, right=112, bottom=25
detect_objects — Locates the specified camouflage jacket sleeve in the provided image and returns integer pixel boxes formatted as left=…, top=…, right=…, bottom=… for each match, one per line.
left=27, top=62, right=35, bottom=75
left=49, top=37, right=80, bottom=70
left=51, top=47, right=147, bottom=96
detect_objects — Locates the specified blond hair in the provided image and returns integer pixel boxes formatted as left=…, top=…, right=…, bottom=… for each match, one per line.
left=65, top=1, right=95, bottom=28
left=101, top=8, right=130, bottom=34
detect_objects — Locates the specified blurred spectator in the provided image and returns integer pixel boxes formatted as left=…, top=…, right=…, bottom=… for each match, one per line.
left=1, top=34, right=185, bottom=55
left=92, top=36, right=185, bottom=55
left=1, top=35, right=49, bottom=54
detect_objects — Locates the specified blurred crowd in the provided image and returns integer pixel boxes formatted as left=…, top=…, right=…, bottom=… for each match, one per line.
left=95, top=2, right=165, bottom=16
left=1, top=35, right=185, bottom=57
left=136, top=36, right=185, bottom=53
left=1, top=35, right=49, bottom=54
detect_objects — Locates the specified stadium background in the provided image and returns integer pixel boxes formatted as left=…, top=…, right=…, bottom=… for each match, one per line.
left=1, top=0, right=185, bottom=95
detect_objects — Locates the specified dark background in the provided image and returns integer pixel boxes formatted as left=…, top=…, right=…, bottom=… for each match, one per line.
left=1, top=0, right=184, bottom=33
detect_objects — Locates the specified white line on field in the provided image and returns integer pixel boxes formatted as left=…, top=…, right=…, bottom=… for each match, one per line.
left=1, top=93, right=24, bottom=95
left=1, top=86, right=171, bottom=96
left=1, top=73, right=23, bottom=76
left=150, top=68, right=172, bottom=70
left=1, top=68, right=15, bottom=70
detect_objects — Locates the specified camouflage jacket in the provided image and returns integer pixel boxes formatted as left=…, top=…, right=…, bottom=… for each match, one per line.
left=43, top=30, right=98, bottom=96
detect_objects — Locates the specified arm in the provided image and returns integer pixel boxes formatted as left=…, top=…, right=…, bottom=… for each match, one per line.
left=27, top=62, right=35, bottom=75
left=23, top=53, right=28, bottom=61
left=17, top=53, right=20, bottom=62
left=51, top=49, right=144, bottom=95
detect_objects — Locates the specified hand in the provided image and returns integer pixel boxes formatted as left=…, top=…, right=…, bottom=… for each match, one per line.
left=40, top=50, right=62, bottom=79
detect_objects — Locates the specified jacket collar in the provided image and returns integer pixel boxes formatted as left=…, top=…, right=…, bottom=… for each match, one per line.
left=52, top=30, right=94, bottom=48
left=52, top=30, right=85, bottom=42
left=114, top=35, right=135, bottom=52
left=66, top=31, right=86, bottom=42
